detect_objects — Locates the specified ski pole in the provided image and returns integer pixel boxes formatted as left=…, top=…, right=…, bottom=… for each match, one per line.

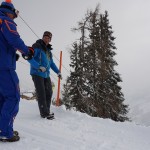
left=56, top=51, right=62, bottom=106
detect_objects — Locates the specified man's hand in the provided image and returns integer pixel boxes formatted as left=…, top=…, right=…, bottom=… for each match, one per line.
left=22, top=47, right=34, bottom=60
left=58, top=73, right=62, bottom=80
left=39, top=66, right=46, bottom=72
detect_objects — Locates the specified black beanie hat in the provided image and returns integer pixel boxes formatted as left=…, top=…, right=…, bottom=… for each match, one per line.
left=43, top=31, right=52, bottom=38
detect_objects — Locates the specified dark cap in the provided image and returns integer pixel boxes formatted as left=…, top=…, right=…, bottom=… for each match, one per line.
left=43, top=31, right=52, bottom=38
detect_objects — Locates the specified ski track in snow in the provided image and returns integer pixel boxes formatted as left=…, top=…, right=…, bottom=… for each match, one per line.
left=1, top=99, right=150, bottom=150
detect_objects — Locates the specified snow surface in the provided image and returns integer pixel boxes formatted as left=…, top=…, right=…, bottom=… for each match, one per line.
left=1, top=99, right=150, bottom=150
left=126, top=90, right=150, bottom=127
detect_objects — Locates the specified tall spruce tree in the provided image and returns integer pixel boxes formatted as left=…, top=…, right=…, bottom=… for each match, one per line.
left=62, top=5, right=129, bottom=121
left=95, top=11, right=129, bottom=121
left=62, top=42, right=87, bottom=112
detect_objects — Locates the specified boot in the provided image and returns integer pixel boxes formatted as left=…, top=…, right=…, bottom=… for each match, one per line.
left=0, top=135, right=20, bottom=142
left=41, top=113, right=55, bottom=120
left=46, top=114, right=55, bottom=120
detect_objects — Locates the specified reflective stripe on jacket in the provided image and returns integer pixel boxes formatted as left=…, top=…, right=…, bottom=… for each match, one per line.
left=0, top=11, right=29, bottom=70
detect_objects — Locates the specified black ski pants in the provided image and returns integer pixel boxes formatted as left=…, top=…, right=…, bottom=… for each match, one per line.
left=32, top=75, right=52, bottom=117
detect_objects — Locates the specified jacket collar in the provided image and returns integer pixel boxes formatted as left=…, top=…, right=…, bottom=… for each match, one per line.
left=35, top=39, right=52, bottom=50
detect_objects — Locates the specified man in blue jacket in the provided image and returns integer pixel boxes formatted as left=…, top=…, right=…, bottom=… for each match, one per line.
left=0, top=0, right=34, bottom=142
left=29, top=31, right=62, bottom=120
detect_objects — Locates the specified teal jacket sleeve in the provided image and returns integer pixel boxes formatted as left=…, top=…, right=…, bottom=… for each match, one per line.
left=28, top=48, right=40, bottom=69
left=50, top=57, right=60, bottom=74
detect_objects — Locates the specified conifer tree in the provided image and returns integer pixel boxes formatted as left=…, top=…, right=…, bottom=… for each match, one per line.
left=62, top=42, right=85, bottom=112
left=95, top=11, right=129, bottom=121
left=62, top=5, right=129, bottom=121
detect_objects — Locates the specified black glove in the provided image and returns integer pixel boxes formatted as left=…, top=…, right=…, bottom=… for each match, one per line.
left=16, top=53, right=20, bottom=61
left=22, top=47, right=34, bottom=60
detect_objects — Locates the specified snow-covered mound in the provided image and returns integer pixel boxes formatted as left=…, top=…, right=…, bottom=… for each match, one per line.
left=1, top=99, right=150, bottom=150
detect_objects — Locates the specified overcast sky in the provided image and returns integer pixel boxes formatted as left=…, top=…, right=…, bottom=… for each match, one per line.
left=9, top=0, right=150, bottom=103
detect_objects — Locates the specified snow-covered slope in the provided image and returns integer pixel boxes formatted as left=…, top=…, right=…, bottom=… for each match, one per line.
left=1, top=99, right=150, bottom=150
left=16, top=51, right=150, bottom=127
left=126, top=90, right=150, bottom=126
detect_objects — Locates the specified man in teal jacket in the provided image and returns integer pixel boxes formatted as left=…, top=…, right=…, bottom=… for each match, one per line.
left=29, top=31, right=62, bottom=120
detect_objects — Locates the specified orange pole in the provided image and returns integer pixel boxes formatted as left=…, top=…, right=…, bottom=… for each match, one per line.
left=56, top=51, right=62, bottom=106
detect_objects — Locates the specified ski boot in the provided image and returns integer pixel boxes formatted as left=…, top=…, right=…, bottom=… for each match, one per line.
left=0, top=135, right=20, bottom=142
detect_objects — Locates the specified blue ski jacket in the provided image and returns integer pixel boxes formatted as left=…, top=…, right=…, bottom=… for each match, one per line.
left=28, top=39, right=60, bottom=78
left=0, top=11, right=29, bottom=70
left=0, top=11, right=29, bottom=139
